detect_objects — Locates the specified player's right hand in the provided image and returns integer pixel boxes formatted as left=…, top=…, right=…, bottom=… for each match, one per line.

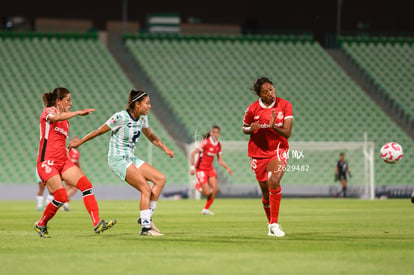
left=78, top=108, right=95, bottom=116
left=250, top=121, right=260, bottom=132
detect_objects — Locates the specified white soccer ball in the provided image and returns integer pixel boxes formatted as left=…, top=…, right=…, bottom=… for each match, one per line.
left=380, top=142, right=403, bottom=164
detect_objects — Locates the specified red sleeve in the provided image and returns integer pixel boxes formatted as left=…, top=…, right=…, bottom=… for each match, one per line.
left=284, top=101, right=293, bottom=119
left=243, top=105, right=254, bottom=126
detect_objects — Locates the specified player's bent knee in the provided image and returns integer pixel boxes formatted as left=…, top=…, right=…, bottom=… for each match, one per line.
left=76, top=176, right=93, bottom=191
left=157, top=174, right=167, bottom=186
left=53, top=188, right=68, bottom=205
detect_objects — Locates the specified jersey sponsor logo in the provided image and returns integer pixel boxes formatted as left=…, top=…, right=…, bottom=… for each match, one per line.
left=206, top=152, right=216, bottom=156
left=258, top=123, right=271, bottom=128
left=54, top=126, right=68, bottom=138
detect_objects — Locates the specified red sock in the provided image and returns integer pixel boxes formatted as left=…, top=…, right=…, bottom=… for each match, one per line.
left=76, top=176, right=100, bottom=226
left=269, top=187, right=282, bottom=224
left=262, top=197, right=271, bottom=222
left=204, top=198, right=214, bottom=210
left=37, top=188, right=67, bottom=226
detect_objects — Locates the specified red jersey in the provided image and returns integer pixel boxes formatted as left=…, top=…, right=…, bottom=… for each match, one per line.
left=37, top=107, right=70, bottom=163
left=243, top=97, right=293, bottom=158
left=195, top=137, right=222, bottom=170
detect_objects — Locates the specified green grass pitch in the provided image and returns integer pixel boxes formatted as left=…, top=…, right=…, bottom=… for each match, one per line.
left=1, top=198, right=413, bottom=274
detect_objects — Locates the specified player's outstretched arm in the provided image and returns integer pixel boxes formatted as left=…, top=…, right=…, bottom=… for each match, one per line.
left=142, top=127, right=174, bottom=158
left=48, top=109, right=95, bottom=122
left=69, top=124, right=110, bottom=149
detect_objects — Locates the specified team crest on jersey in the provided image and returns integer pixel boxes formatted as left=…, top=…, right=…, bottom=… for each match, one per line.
left=111, top=114, right=121, bottom=123
left=277, top=112, right=284, bottom=119
left=254, top=115, right=260, bottom=120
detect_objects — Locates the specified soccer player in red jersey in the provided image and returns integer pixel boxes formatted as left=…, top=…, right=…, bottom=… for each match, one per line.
left=34, top=87, right=116, bottom=238
left=190, top=126, right=233, bottom=215
left=242, top=77, right=293, bottom=237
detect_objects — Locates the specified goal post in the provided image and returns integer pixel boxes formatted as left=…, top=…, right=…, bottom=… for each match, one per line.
left=186, top=139, right=375, bottom=200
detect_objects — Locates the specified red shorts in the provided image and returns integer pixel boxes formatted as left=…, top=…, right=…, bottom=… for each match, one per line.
left=195, top=168, right=217, bottom=186
left=250, top=149, right=288, bottom=182
left=37, top=158, right=77, bottom=183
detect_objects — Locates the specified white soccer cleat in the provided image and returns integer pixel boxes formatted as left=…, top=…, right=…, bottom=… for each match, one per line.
left=137, top=218, right=161, bottom=233
left=201, top=209, right=215, bottom=215
left=268, top=223, right=285, bottom=237
left=140, top=228, right=164, bottom=236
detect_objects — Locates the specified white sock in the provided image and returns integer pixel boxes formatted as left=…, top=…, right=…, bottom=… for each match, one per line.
left=36, top=196, right=43, bottom=208
left=150, top=201, right=157, bottom=217
left=140, top=209, right=151, bottom=229
left=46, top=194, right=54, bottom=204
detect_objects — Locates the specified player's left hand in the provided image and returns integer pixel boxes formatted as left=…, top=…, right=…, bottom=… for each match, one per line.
left=68, top=139, right=81, bottom=149
left=227, top=168, right=234, bottom=176
left=165, top=149, right=174, bottom=158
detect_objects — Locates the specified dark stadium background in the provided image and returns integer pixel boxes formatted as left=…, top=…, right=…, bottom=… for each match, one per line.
left=2, top=0, right=414, bottom=45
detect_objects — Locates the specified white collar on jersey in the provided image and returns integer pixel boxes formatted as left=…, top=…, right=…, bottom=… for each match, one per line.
left=259, top=98, right=276, bottom=109
left=209, top=136, right=218, bottom=145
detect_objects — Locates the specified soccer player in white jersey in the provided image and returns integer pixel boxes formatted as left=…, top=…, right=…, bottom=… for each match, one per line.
left=69, top=90, right=174, bottom=236
left=242, top=77, right=293, bottom=237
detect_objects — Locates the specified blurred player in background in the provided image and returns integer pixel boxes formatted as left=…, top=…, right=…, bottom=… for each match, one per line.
left=69, top=89, right=174, bottom=236
left=34, top=87, right=116, bottom=238
left=334, top=152, right=351, bottom=198
left=62, top=137, right=81, bottom=211
left=242, top=77, right=293, bottom=237
left=35, top=169, right=54, bottom=211
left=190, top=125, right=233, bottom=215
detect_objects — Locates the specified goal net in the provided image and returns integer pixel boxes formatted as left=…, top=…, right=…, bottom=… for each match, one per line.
left=186, top=140, right=375, bottom=199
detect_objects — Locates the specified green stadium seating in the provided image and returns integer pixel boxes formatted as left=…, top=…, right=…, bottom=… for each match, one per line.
left=125, top=34, right=414, bottom=186
left=0, top=33, right=188, bottom=185
left=340, top=37, right=414, bottom=120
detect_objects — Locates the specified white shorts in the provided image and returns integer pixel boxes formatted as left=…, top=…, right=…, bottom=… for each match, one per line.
left=107, top=156, right=145, bottom=181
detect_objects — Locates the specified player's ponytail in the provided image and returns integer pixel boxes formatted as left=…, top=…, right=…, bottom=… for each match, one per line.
left=42, top=87, right=70, bottom=107
left=202, top=125, right=220, bottom=139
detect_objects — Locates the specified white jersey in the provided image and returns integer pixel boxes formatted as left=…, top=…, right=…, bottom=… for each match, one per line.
left=105, top=110, right=149, bottom=158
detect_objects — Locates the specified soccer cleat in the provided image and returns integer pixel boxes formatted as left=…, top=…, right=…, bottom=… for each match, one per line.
left=201, top=209, right=215, bottom=215
left=34, top=222, right=50, bottom=238
left=36, top=206, right=44, bottom=211
left=137, top=218, right=160, bottom=233
left=411, top=196, right=414, bottom=204
left=194, top=182, right=202, bottom=192
left=94, top=219, right=117, bottom=234
left=268, top=223, right=285, bottom=237
left=140, top=227, right=164, bottom=236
